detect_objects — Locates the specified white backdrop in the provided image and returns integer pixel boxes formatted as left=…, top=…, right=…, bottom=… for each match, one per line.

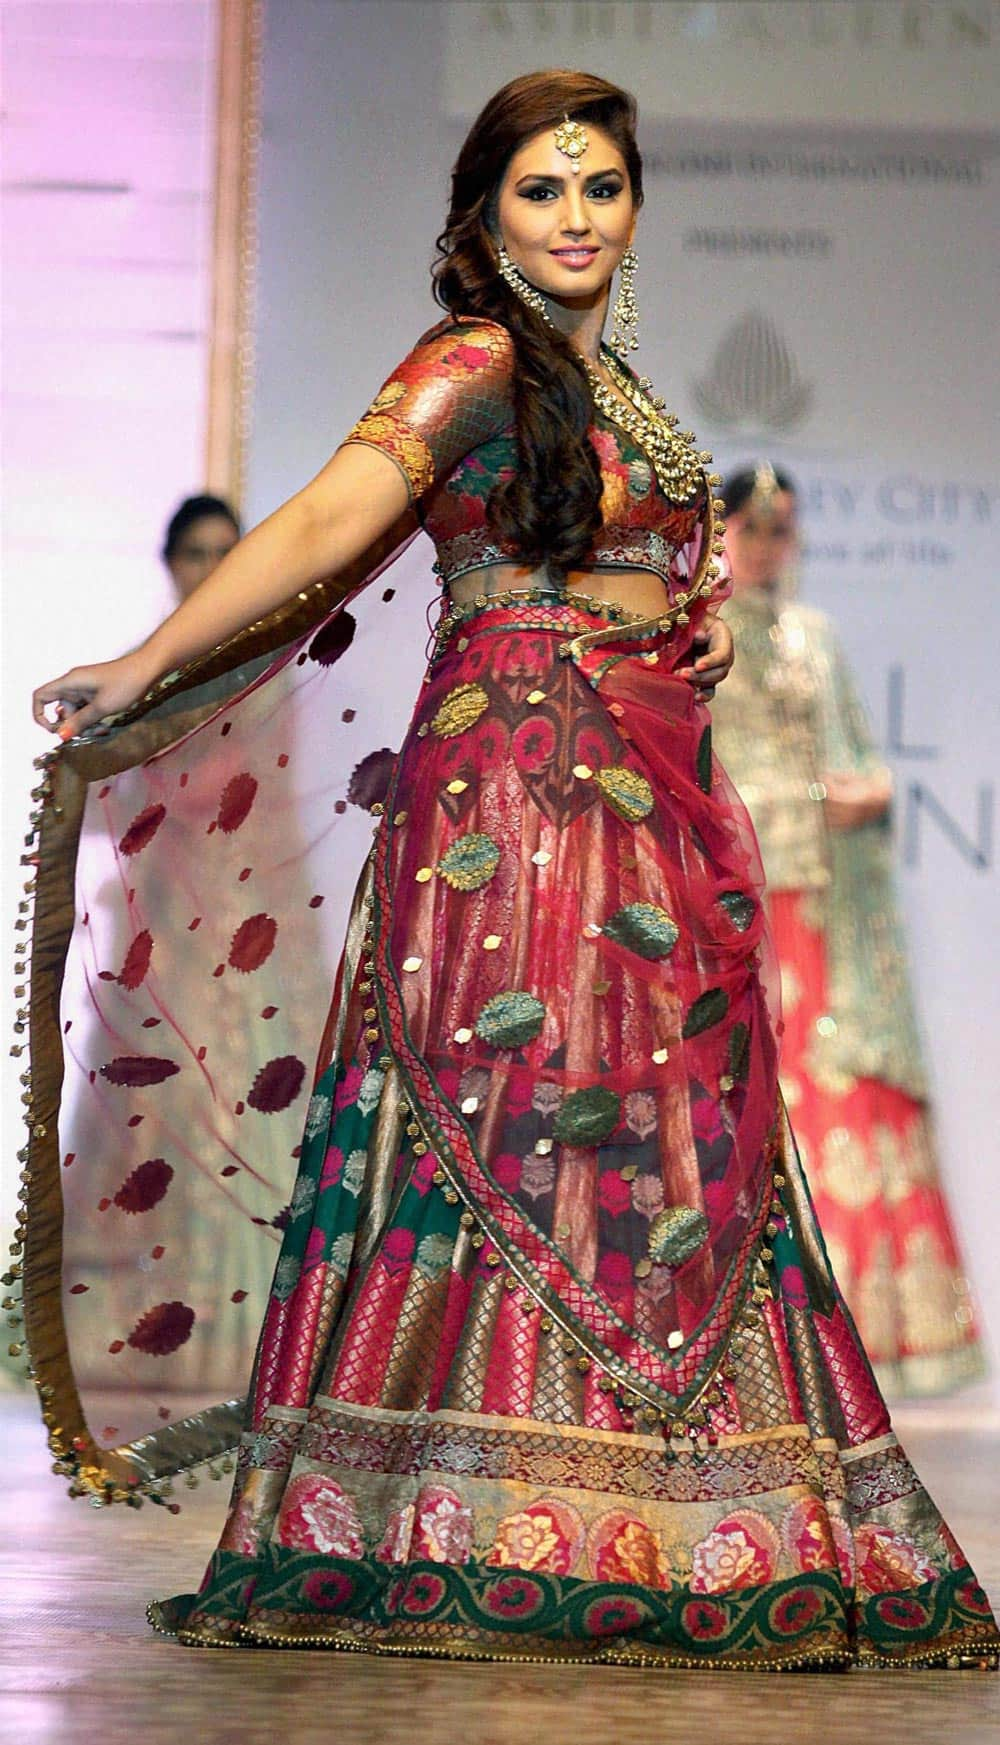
left=1, top=0, right=221, bottom=1320
left=244, top=0, right=1000, bottom=1393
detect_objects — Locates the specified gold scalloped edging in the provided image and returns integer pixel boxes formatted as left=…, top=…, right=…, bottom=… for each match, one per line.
left=147, top=1601, right=1000, bottom=1670
left=557, top=466, right=723, bottom=665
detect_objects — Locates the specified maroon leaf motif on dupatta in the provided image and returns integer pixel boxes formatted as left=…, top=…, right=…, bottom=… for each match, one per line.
left=100, top=1056, right=180, bottom=1087
left=113, top=1158, right=174, bottom=1214
left=117, top=929, right=154, bottom=990
left=228, top=913, right=278, bottom=974
left=308, top=610, right=357, bottom=666
left=216, top=773, right=258, bottom=834
left=248, top=1054, right=306, bottom=1114
left=118, top=803, right=166, bottom=857
left=347, top=747, right=397, bottom=811
left=126, top=1300, right=195, bottom=1356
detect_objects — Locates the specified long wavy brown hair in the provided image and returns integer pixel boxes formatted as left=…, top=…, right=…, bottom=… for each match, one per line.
left=433, top=71, right=643, bottom=580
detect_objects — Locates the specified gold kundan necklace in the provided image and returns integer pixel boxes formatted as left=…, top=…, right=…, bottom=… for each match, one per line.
left=494, top=239, right=713, bottom=506
left=584, top=348, right=708, bottom=504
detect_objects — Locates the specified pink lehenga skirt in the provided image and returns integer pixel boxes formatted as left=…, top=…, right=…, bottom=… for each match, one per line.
left=769, top=890, right=982, bottom=1395
left=150, top=604, right=998, bottom=1668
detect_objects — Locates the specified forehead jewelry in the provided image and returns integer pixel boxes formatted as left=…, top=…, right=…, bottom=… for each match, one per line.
left=750, top=460, right=780, bottom=516
left=553, top=114, right=589, bottom=174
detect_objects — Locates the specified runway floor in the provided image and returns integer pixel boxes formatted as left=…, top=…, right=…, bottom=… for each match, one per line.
left=1, top=1392, right=998, bottom=1744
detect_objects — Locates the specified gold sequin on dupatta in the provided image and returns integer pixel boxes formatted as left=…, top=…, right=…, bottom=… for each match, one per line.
left=436, top=833, right=500, bottom=892
left=431, top=683, right=489, bottom=739
left=602, top=902, right=680, bottom=961
left=593, top=766, right=654, bottom=823
left=649, top=1204, right=711, bottom=1266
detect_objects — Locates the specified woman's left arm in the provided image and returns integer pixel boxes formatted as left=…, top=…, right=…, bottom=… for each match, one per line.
left=677, top=613, right=734, bottom=699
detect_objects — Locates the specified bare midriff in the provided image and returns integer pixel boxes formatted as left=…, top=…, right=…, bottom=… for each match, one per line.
left=446, top=561, right=671, bottom=620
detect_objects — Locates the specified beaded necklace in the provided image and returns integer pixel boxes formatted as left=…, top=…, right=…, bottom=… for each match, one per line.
left=584, top=347, right=709, bottom=505
left=495, top=248, right=713, bottom=506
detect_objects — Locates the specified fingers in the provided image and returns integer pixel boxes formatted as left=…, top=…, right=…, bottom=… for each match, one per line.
left=690, top=619, right=734, bottom=679
left=54, top=699, right=108, bottom=742
left=33, top=672, right=96, bottom=731
left=33, top=691, right=104, bottom=740
left=678, top=661, right=727, bottom=702
left=33, top=682, right=68, bottom=730
left=693, top=650, right=733, bottom=678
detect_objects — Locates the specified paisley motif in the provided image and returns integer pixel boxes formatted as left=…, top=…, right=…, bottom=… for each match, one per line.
left=474, top=990, right=547, bottom=1050
left=436, top=833, right=500, bottom=892
left=552, top=1085, right=621, bottom=1146
left=649, top=1204, right=711, bottom=1266
left=682, top=987, right=730, bottom=1039
left=431, top=683, right=490, bottom=739
left=602, top=901, right=679, bottom=961
left=696, top=725, right=713, bottom=795
left=593, top=765, right=654, bottom=823
left=719, top=889, right=756, bottom=933
left=728, top=1021, right=751, bottom=1084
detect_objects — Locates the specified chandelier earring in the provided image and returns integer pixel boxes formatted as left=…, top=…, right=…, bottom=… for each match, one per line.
left=497, top=243, right=550, bottom=320
left=609, top=245, right=639, bottom=356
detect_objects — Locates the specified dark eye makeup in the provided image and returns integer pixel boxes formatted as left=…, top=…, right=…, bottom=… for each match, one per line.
left=517, top=175, right=624, bottom=203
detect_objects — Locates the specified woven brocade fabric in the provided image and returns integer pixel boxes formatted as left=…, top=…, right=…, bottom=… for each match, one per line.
left=345, top=319, right=704, bottom=587
left=18, top=324, right=998, bottom=1671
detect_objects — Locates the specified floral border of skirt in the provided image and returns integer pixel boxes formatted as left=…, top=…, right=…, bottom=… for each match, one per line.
left=150, top=1550, right=996, bottom=1670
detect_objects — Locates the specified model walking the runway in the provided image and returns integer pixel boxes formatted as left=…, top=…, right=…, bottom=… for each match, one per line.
left=24, top=72, right=998, bottom=1669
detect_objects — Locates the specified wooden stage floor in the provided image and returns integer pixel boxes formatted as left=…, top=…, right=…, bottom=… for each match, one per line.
left=1, top=1393, right=998, bottom=1744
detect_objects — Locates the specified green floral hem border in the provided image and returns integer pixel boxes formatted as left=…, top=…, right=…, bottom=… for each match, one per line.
left=152, top=1550, right=999, bottom=1669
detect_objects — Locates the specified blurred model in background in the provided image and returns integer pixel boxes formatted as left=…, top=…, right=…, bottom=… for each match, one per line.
left=711, top=462, right=983, bottom=1395
left=162, top=493, right=240, bottom=601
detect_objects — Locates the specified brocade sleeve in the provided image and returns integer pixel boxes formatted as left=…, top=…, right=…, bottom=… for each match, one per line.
left=343, top=319, right=515, bottom=502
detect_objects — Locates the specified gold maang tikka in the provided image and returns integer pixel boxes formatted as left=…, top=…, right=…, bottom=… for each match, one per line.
left=750, top=461, right=780, bottom=517
left=553, top=114, right=588, bottom=173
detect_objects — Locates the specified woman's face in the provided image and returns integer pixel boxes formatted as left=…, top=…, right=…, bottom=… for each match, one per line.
left=496, top=122, right=635, bottom=310
left=724, top=491, right=798, bottom=591
left=166, top=513, right=239, bottom=599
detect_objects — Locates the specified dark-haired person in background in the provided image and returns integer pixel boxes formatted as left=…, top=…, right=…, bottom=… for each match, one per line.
left=29, top=76, right=996, bottom=1667
left=712, top=463, right=983, bottom=1397
left=162, top=493, right=241, bottom=600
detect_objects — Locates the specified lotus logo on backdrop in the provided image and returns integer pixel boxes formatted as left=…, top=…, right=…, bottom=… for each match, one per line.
left=693, top=310, right=813, bottom=432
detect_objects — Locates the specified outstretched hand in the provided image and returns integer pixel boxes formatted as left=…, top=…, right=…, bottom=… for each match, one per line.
left=678, top=615, right=734, bottom=701
left=32, top=651, right=159, bottom=742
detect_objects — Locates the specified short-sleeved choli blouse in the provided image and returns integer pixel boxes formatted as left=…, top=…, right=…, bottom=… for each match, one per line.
left=344, top=317, right=707, bottom=590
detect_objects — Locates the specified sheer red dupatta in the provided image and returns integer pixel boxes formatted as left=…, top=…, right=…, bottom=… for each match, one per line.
left=12, top=515, right=440, bottom=1504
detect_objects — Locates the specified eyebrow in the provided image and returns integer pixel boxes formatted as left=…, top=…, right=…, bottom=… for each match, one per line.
left=514, top=167, right=625, bottom=190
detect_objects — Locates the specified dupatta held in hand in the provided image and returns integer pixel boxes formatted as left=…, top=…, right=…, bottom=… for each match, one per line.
left=10, top=516, right=432, bottom=1504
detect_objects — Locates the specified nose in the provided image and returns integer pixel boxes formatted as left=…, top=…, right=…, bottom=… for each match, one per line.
left=559, top=185, right=592, bottom=236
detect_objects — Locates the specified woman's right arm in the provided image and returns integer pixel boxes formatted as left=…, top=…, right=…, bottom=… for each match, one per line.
left=32, top=441, right=411, bottom=738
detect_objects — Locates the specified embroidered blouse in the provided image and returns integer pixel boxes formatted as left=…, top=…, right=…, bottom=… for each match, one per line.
left=343, top=317, right=707, bottom=592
